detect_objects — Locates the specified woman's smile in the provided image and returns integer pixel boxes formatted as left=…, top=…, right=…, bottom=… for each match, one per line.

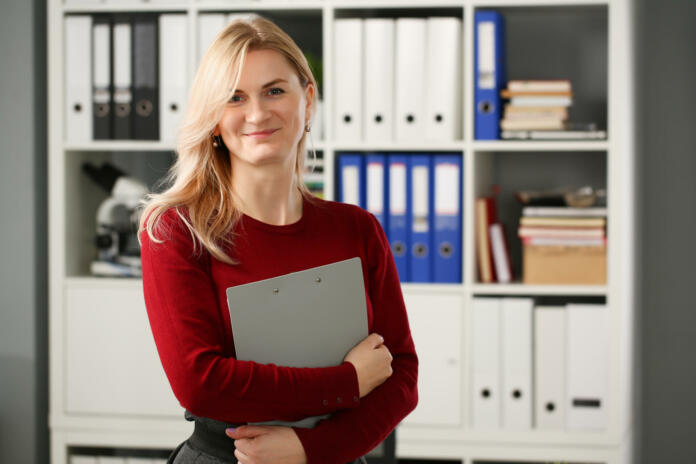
left=245, top=128, right=279, bottom=140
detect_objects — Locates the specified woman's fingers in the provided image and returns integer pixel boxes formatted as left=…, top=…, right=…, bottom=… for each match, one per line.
left=234, top=447, right=250, bottom=464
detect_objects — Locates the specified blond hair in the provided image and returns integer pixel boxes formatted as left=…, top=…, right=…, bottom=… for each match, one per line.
left=138, top=15, right=317, bottom=264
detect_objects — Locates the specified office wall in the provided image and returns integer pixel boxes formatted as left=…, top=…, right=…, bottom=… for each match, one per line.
left=635, top=0, right=696, bottom=463
left=0, top=0, right=48, bottom=463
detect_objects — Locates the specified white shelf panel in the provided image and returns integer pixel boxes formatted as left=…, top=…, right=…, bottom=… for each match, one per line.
left=471, top=0, right=609, bottom=7
left=64, top=141, right=177, bottom=152
left=62, top=3, right=189, bottom=13
left=331, top=0, right=465, bottom=7
left=66, top=276, right=143, bottom=289
left=195, top=1, right=324, bottom=11
left=402, top=283, right=466, bottom=294
left=332, top=141, right=465, bottom=152
left=472, top=140, right=609, bottom=152
left=471, top=282, right=607, bottom=296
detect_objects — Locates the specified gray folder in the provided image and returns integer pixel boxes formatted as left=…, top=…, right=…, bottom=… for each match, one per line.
left=226, top=256, right=368, bottom=428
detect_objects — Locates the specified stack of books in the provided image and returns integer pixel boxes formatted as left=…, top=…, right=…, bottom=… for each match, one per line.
left=500, top=80, right=606, bottom=140
left=519, top=206, right=607, bottom=285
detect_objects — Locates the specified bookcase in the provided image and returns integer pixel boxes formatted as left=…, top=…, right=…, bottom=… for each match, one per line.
left=48, top=0, right=636, bottom=463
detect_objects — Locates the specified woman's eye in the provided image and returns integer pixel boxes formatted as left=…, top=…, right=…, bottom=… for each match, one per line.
left=268, top=87, right=284, bottom=96
left=229, top=95, right=243, bottom=103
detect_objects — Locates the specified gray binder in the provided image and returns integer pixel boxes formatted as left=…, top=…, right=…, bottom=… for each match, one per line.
left=226, top=256, right=368, bottom=428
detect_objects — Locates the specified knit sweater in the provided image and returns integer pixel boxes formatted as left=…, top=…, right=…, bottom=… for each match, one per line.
left=140, top=195, right=418, bottom=463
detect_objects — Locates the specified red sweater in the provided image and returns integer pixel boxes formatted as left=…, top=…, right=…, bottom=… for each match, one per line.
left=140, top=195, right=418, bottom=464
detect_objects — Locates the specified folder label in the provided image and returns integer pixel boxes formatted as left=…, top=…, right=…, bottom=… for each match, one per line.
left=412, top=166, right=429, bottom=233
left=434, top=162, right=459, bottom=216
left=367, top=161, right=385, bottom=215
left=342, top=166, right=360, bottom=206
left=477, top=22, right=496, bottom=89
left=389, top=162, right=406, bottom=215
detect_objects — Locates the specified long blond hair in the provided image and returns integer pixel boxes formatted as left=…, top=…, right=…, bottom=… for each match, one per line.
left=138, top=15, right=317, bottom=264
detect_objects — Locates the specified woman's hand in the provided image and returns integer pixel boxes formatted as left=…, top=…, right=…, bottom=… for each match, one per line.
left=344, top=332, right=394, bottom=398
left=226, top=425, right=307, bottom=464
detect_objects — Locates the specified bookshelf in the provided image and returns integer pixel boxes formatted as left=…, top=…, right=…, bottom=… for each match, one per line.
left=48, top=0, right=635, bottom=463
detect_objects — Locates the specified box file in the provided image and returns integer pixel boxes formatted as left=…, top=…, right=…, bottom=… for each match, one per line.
left=364, top=19, right=395, bottom=141
left=132, top=15, right=159, bottom=140
left=92, top=16, right=112, bottom=140
left=65, top=16, right=93, bottom=142
left=113, top=16, right=133, bottom=139
left=337, top=153, right=365, bottom=209
left=395, top=18, right=426, bottom=141
left=566, top=304, right=609, bottom=430
left=425, top=17, right=462, bottom=141
left=334, top=19, right=363, bottom=141
left=408, top=155, right=432, bottom=282
left=366, top=153, right=388, bottom=231
left=387, top=154, right=410, bottom=282
left=432, top=154, right=462, bottom=283
left=159, top=14, right=188, bottom=143
left=472, top=297, right=501, bottom=428
left=534, top=305, right=566, bottom=429
left=474, top=11, right=506, bottom=140
left=501, top=298, right=533, bottom=429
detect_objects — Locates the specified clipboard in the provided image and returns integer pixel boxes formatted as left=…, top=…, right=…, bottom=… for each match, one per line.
left=226, top=256, right=369, bottom=428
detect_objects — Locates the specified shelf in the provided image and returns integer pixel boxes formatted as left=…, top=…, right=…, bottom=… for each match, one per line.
left=472, top=140, right=609, bottom=152
left=64, top=140, right=177, bottom=152
left=63, top=3, right=189, bottom=14
left=332, top=140, right=465, bottom=152
left=471, top=282, right=607, bottom=296
left=66, top=276, right=143, bottom=289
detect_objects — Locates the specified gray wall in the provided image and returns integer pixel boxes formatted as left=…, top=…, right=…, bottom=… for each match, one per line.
left=0, top=0, right=695, bottom=463
left=0, top=0, right=48, bottom=463
left=635, top=0, right=696, bottom=463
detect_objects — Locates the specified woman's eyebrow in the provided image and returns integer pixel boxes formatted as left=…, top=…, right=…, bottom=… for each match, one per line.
left=233, top=78, right=289, bottom=93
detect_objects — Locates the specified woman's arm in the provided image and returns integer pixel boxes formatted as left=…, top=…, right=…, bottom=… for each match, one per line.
left=140, top=208, right=361, bottom=423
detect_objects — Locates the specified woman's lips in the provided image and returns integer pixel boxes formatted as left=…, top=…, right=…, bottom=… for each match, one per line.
left=245, top=129, right=278, bottom=139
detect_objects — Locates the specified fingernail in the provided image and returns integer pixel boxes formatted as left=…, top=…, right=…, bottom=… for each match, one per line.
left=226, top=427, right=236, bottom=435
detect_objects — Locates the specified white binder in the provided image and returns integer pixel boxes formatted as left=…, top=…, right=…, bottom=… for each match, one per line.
left=65, top=16, right=92, bottom=142
left=159, top=14, right=188, bottom=143
left=566, top=303, right=609, bottom=430
left=501, top=298, right=533, bottom=429
left=534, top=305, right=566, bottom=429
left=198, top=14, right=226, bottom=64
left=472, top=297, right=501, bottom=428
left=395, top=18, right=426, bottom=141
left=425, top=17, right=462, bottom=141
left=333, top=19, right=363, bottom=141
left=363, top=18, right=395, bottom=141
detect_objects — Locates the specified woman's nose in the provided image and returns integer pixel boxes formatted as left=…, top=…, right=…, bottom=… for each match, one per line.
left=245, top=97, right=271, bottom=123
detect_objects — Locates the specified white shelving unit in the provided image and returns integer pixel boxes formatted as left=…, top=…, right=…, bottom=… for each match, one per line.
left=49, top=0, right=635, bottom=463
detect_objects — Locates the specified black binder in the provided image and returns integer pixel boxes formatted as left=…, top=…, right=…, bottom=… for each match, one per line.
left=132, top=14, right=159, bottom=140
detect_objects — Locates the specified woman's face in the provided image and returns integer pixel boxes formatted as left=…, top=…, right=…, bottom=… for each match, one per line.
left=214, top=48, right=313, bottom=170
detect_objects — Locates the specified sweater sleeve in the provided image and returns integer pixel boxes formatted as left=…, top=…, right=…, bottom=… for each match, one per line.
left=293, top=212, right=419, bottom=464
left=140, top=209, right=361, bottom=423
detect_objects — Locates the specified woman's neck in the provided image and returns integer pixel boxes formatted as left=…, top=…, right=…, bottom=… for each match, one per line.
left=231, top=160, right=303, bottom=226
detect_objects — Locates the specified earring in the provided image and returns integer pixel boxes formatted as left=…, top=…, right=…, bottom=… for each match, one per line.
left=305, top=124, right=311, bottom=133
left=212, top=134, right=221, bottom=148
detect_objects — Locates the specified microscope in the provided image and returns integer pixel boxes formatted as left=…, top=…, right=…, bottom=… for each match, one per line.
left=82, top=162, right=149, bottom=277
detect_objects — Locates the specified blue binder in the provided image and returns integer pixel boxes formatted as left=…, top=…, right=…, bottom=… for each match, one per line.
left=387, top=154, right=410, bottom=282
left=365, top=153, right=388, bottom=231
left=337, top=153, right=365, bottom=208
left=433, top=154, right=463, bottom=283
left=408, top=155, right=433, bottom=282
left=474, top=11, right=506, bottom=140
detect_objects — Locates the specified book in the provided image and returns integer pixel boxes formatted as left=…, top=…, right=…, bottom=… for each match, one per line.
left=509, top=96, right=573, bottom=107
left=475, top=196, right=498, bottom=283
left=502, top=129, right=607, bottom=140
left=518, top=226, right=605, bottom=238
left=500, top=89, right=573, bottom=98
left=489, top=223, right=513, bottom=283
left=500, top=118, right=566, bottom=131
left=522, top=206, right=607, bottom=217
left=507, top=79, right=572, bottom=92
left=519, top=217, right=606, bottom=228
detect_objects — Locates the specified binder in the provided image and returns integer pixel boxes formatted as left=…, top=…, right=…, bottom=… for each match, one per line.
left=534, top=305, right=566, bottom=429
left=472, top=297, right=501, bottom=428
left=566, top=303, right=609, bottom=430
left=226, top=257, right=368, bottom=428
left=159, top=14, right=188, bottom=143
left=337, top=153, right=365, bottom=208
left=198, top=14, right=226, bottom=64
left=92, top=16, right=112, bottom=140
left=432, top=154, right=462, bottom=283
left=387, top=154, right=410, bottom=282
left=408, top=155, right=432, bottom=282
left=364, top=19, right=395, bottom=141
left=395, top=18, right=426, bottom=141
left=65, top=15, right=93, bottom=142
left=365, top=153, right=388, bottom=231
left=474, top=11, right=505, bottom=140
left=113, top=16, right=133, bottom=139
left=425, top=17, right=462, bottom=141
left=132, top=15, right=159, bottom=140
left=334, top=19, right=363, bottom=141
left=501, top=298, right=533, bottom=429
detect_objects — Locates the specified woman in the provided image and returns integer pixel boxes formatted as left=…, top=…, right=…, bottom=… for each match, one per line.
left=138, top=16, right=418, bottom=464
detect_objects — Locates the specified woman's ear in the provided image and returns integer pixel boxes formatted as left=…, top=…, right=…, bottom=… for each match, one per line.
left=304, top=82, right=315, bottom=123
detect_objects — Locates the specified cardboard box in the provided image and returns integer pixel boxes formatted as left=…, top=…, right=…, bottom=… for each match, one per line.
left=523, top=244, right=606, bottom=285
